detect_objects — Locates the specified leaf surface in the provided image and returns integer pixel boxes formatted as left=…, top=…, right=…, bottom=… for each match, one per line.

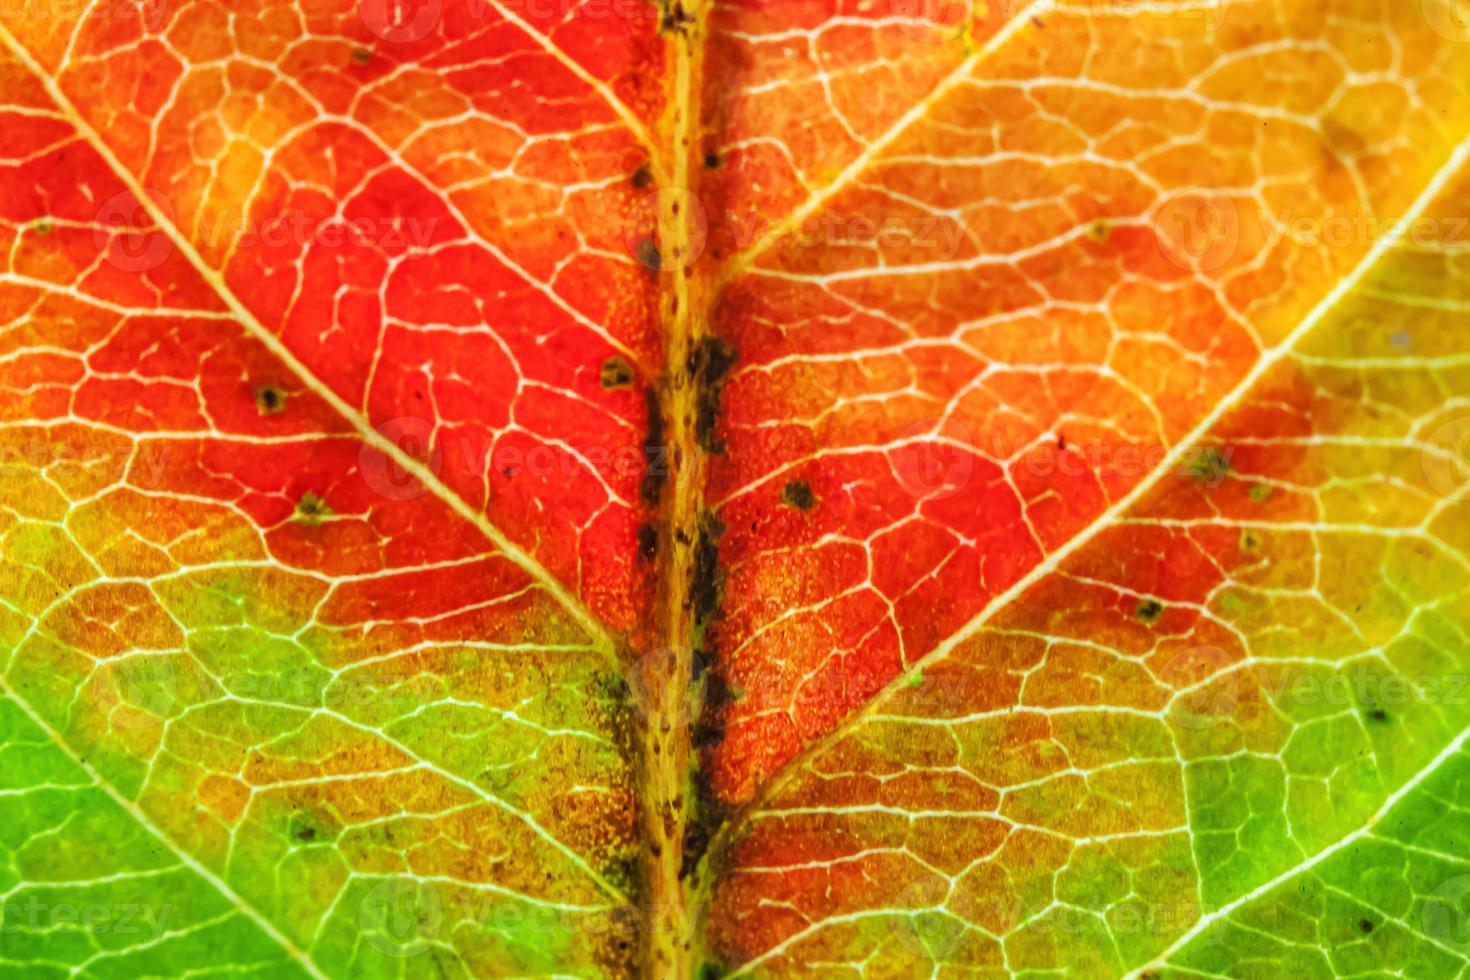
left=0, top=5, right=652, bottom=975
left=3, top=1, right=1470, bottom=978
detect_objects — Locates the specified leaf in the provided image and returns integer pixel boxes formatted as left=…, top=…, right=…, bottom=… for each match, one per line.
left=0, top=4, right=649, bottom=976
left=2, top=2, right=1470, bottom=978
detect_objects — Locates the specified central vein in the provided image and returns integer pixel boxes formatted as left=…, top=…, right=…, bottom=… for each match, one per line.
left=638, top=3, right=713, bottom=977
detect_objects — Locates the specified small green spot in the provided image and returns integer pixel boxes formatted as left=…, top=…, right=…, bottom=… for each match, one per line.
left=906, top=671, right=925, bottom=688
left=1183, top=447, right=1231, bottom=485
left=600, top=356, right=634, bottom=389
left=350, top=47, right=373, bottom=64
left=1219, top=592, right=1246, bottom=614
left=1136, top=599, right=1164, bottom=624
left=255, top=385, right=287, bottom=415
left=294, top=492, right=332, bottom=525
left=780, top=480, right=815, bottom=510
left=1249, top=483, right=1272, bottom=501
left=33, top=219, right=52, bottom=236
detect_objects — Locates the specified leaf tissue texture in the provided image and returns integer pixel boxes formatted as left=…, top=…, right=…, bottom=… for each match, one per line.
left=2, top=1, right=1470, bottom=978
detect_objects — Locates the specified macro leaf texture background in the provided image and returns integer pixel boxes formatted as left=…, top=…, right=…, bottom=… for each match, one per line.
left=2, top=0, right=1470, bottom=977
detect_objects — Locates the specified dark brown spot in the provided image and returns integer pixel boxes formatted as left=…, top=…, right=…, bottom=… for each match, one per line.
left=781, top=481, right=815, bottom=510
left=659, top=1, right=691, bottom=33
left=689, top=512, right=725, bottom=627
left=637, top=524, right=658, bottom=561
left=641, top=388, right=668, bottom=506
left=600, top=356, right=634, bottom=389
left=688, top=336, right=736, bottom=454
left=294, top=492, right=331, bottom=525
left=255, top=385, right=287, bottom=415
